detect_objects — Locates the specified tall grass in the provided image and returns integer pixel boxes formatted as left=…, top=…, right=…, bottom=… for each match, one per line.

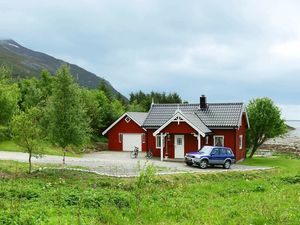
left=0, top=156, right=299, bottom=224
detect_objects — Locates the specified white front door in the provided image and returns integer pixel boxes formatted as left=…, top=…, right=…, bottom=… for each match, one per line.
left=122, top=134, right=142, bottom=151
left=174, top=135, right=184, bottom=158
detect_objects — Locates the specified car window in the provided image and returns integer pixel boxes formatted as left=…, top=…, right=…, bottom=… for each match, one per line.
left=219, top=148, right=226, bottom=155
left=211, top=148, right=219, bottom=155
left=199, top=146, right=213, bottom=154
left=226, top=149, right=233, bottom=155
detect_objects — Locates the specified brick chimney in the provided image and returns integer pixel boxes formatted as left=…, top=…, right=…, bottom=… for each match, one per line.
left=200, top=95, right=207, bottom=109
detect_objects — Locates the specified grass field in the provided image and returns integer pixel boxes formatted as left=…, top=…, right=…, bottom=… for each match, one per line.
left=0, top=141, right=81, bottom=157
left=0, top=156, right=299, bottom=224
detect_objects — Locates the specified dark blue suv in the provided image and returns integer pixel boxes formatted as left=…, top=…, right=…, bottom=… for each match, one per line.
left=184, top=146, right=236, bottom=169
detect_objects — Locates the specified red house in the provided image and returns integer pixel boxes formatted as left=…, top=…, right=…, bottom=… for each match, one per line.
left=102, top=96, right=249, bottom=161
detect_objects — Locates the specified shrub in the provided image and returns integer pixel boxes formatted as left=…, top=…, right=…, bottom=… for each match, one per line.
left=135, top=163, right=157, bottom=189
left=252, top=185, right=266, bottom=192
left=82, top=193, right=105, bottom=208
left=134, top=163, right=157, bottom=219
left=0, top=212, right=22, bottom=225
left=0, top=126, right=11, bottom=141
left=281, top=175, right=300, bottom=184
left=8, top=189, right=39, bottom=200
left=108, top=191, right=131, bottom=209
left=0, top=210, right=48, bottom=225
left=65, top=193, right=80, bottom=206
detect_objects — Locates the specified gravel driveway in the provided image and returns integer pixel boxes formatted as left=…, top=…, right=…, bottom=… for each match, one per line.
left=0, top=151, right=270, bottom=177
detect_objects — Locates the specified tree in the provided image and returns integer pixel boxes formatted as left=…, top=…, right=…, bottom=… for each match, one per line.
left=79, top=88, right=125, bottom=135
left=111, top=99, right=125, bottom=120
left=116, top=92, right=127, bottom=106
left=48, top=65, right=90, bottom=164
left=246, top=97, right=287, bottom=158
left=129, top=91, right=182, bottom=111
left=98, top=80, right=113, bottom=100
left=95, top=90, right=111, bottom=128
left=0, top=65, right=11, bottom=80
left=79, top=89, right=103, bottom=137
left=18, top=78, right=42, bottom=111
left=37, top=69, right=54, bottom=106
left=0, top=66, right=20, bottom=125
left=128, top=100, right=147, bottom=112
left=11, top=107, right=43, bottom=173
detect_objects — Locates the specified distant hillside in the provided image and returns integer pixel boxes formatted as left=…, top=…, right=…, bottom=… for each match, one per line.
left=0, top=39, right=125, bottom=98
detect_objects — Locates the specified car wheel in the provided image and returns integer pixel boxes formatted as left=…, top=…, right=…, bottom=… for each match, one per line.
left=223, top=160, right=231, bottom=169
left=186, top=162, right=193, bottom=166
left=199, top=159, right=208, bottom=169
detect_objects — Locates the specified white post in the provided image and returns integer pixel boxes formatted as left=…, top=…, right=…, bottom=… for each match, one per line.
left=160, top=133, right=164, bottom=161
left=197, top=134, right=201, bottom=150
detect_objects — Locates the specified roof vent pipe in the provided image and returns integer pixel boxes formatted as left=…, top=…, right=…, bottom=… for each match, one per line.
left=200, top=95, right=207, bottom=109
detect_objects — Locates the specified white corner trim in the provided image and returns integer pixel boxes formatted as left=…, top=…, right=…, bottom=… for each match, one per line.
left=153, top=112, right=205, bottom=137
left=239, top=135, right=243, bottom=149
left=102, top=113, right=146, bottom=135
left=238, top=105, right=250, bottom=128
left=245, top=110, right=250, bottom=128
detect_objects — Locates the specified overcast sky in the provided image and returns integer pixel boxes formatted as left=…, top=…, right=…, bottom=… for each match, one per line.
left=0, top=0, right=300, bottom=119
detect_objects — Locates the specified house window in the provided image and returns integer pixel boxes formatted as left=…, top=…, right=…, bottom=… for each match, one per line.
left=156, top=135, right=162, bottom=148
left=214, top=135, right=224, bottom=147
left=176, top=137, right=183, bottom=145
left=118, top=133, right=123, bottom=143
left=125, top=116, right=131, bottom=123
left=205, top=136, right=209, bottom=145
left=239, top=135, right=243, bottom=149
left=142, top=133, right=146, bottom=143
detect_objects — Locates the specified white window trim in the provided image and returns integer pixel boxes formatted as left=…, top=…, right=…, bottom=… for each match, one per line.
left=239, top=135, right=243, bottom=149
left=156, top=135, right=161, bottom=148
left=176, top=136, right=183, bottom=145
left=142, top=133, right=146, bottom=143
left=118, top=133, right=122, bottom=143
left=205, top=136, right=209, bottom=145
left=125, top=116, right=131, bottom=123
left=213, top=135, right=224, bottom=147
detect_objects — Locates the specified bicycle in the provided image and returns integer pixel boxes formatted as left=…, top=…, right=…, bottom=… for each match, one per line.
left=130, top=146, right=139, bottom=159
left=145, top=148, right=153, bottom=159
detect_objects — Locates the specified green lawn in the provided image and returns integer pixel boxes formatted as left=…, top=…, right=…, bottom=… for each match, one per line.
left=0, top=140, right=81, bottom=157
left=0, top=156, right=299, bottom=224
left=242, top=155, right=300, bottom=169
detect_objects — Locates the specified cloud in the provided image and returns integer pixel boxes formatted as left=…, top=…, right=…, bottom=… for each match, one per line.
left=0, top=0, right=300, bottom=118
left=135, top=38, right=237, bottom=73
left=270, top=40, right=300, bottom=61
left=278, top=104, right=300, bottom=120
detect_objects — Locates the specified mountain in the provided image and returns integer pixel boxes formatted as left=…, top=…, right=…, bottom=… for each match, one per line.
left=0, top=39, right=125, bottom=98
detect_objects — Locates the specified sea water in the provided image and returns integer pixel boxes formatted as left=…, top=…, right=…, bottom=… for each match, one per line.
left=286, top=120, right=300, bottom=137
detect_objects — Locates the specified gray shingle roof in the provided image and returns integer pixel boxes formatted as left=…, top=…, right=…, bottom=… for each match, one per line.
left=196, top=103, right=244, bottom=127
left=143, top=103, right=245, bottom=129
left=152, top=110, right=211, bottom=135
left=127, top=112, right=148, bottom=126
left=184, top=113, right=212, bottom=134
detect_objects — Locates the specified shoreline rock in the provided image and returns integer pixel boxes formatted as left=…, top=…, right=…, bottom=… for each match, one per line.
left=259, top=130, right=300, bottom=155
left=287, top=124, right=296, bottom=131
